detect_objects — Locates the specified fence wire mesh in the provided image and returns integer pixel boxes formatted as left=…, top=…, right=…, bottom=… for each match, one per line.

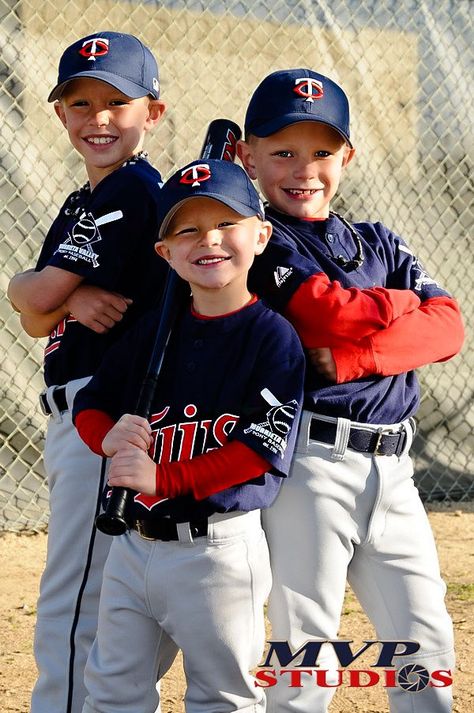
left=1, top=0, right=473, bottom=531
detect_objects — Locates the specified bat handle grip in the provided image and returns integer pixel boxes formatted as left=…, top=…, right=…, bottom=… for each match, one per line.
left=95, top=486, right=135, bottom=536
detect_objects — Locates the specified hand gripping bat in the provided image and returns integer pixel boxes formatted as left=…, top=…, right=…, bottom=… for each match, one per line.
left=95, top=119, right=242, bottom=536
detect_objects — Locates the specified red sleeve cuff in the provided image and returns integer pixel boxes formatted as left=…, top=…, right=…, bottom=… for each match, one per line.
left=74, top=409, right=115, bottom=457
left=332, top=339, right=376, bottom=383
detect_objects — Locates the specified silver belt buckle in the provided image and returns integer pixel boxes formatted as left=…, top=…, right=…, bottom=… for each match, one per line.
left=373, top=427, right=385, bottom=456
left=373, top=425, right=405, bottom=456
left=134, top=521, right=155, bottom=541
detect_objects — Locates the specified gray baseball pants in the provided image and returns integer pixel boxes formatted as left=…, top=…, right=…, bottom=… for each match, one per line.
left=31, top=377, right=175, bottom=713
left=82, top=509, right=271, bottom=713
left=263, top=410, right=454, bottom=713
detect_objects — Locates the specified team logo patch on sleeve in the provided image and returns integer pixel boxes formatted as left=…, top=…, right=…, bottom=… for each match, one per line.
left=244, top=388, right=298, bottom=458
left=55, top=209, right=123, bottom=267
left=398, top=245, right=440, bottom=291
left=412, top=257, right=440, bottom=291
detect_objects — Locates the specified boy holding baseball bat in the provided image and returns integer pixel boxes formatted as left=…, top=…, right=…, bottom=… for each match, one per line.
left=7, top=31, right=169, bottom=713
left=72, top=158, right=305, bottom=713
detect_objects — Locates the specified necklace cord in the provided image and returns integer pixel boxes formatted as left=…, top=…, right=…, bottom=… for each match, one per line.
left=329, top=211, right=364, bottom=270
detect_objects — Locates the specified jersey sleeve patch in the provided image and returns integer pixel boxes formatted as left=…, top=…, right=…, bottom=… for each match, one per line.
left=54, top=209, right=124, bottom=268
left=243, top=388, right=298, bottom=459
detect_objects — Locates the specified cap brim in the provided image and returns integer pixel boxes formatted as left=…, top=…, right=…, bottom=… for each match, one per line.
left=159, top=195, right=263, bottom=240
left=48, top=71, right=158, bottom=102
left=249, top=114, right=352, bottom=147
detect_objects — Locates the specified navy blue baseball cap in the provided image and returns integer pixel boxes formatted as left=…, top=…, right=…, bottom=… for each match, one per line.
left=244, top=68, right=352, bottom=147
left=48, top=31, right=160, bottom=102
left=157, top=159, right=265, bottom=239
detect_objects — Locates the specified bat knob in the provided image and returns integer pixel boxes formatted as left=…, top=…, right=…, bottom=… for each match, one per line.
left=95, top=486, right=134, bottom=536
left=95, top=511, right=129, bottom=536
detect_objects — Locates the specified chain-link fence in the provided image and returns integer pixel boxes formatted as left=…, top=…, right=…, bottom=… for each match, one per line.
left=1, top=0, right=473, bottom=531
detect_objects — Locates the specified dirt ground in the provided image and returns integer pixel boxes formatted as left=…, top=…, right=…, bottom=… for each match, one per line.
left=1, top=502, right=473, bottom=713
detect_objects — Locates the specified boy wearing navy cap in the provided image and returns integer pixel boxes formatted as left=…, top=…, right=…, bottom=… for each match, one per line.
left=7, top=32, right=169, bottom=713
left=238, top=69, right=463, bottom=713
left=72, top=159, right=305, bottom=713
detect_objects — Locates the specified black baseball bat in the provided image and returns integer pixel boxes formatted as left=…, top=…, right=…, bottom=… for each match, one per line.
left=96, top=119, right=242, bottom=536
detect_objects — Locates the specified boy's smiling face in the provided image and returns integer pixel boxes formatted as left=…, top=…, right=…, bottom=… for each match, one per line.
left=239, top=121, right=355, bottom=220
left=55, top=77, right=165, bottom=188
left=155, top=196, right=271, bottom=314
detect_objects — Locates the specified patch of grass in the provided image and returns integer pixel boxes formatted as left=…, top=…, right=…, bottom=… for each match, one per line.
left=447, top=582, right=474, bottom=601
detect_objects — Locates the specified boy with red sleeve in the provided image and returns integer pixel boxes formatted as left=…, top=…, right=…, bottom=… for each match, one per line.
left=238, top=68, right=464, bottom=713
left=73, top=159, right=305, bottom=713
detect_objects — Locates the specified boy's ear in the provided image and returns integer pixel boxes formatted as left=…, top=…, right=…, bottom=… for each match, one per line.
left=54, top=101, right=68, bottom=128
left=154, top=240, right=171, bottom=263
left=342, top=145, right=356, bottom=168
left=146, top=100, right=166, bottom=130
left=237, top=139, right=258, bottom=180
left=254, top=220, right=272, bottom=255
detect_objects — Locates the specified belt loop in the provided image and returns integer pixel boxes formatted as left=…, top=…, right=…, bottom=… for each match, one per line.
left=300, top=410, right=314, bottom=449
left=46, top=386, right=63, bottom=422
left=177, top=522, right=194, bottom=544
left=331, top=417, right=352, bottom=461
left=399, top=418, right=415, bottom=456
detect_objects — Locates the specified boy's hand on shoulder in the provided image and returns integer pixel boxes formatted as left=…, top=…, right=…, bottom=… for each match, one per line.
left=102, top=414, right=152, bottom=457
left=107, top=446, right=156, bottom=495
left=307, top=347, right=337, bottom=382
left=66, top=285, right=132, bottom=333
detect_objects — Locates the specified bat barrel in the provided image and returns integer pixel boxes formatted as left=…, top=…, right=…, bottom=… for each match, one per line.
left=200, top=119, right=242, bottom=161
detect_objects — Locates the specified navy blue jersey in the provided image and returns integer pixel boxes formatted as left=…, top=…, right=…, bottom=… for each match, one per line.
left=249, top=209, right=453, bottom=424
left=73, top=298, right=305, bottom=521
left=36, top=155, right=169, bottom=386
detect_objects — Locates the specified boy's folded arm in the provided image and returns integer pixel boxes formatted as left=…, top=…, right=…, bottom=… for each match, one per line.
left=20, top=308, right=70, bottom=338
left=284, top=272, right=421, bottom=347
left=10, top=268, right=131, bottom=335
left=332, top=296, right=464, bottom=382
left=8, top=266, right=83, bottom=315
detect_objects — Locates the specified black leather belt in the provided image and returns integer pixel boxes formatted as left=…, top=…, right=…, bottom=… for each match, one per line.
left=39, top=385, right=69, bottom=415
left=132, top=518, right=208, bottom=541
left=309, top=419, right=408, bottom=457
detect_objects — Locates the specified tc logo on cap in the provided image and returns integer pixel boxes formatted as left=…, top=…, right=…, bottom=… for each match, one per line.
left=180, top=163, right=211, bottom=188
left=293, top=77, right=324, bottom=103
left=79, top=37, right=110, bottom=61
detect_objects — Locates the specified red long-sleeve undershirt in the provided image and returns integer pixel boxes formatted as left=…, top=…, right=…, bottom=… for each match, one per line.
left=331, top=296, right=464, bottom=382
left=75, top=409, right=271, bottom=500
left=285, top=272, right=422, bottom=348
